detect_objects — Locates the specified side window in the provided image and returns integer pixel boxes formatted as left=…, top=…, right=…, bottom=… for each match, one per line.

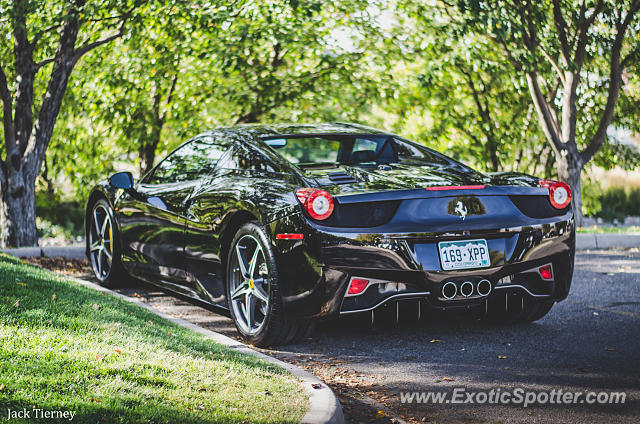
left=216, top=143, right=279, bottom=173
left=147, top=136, right=229, bottom=184
left=352, top=138, right=378, bottom=153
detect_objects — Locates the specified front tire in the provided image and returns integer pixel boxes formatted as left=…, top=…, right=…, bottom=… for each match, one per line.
left=226, top=221, right=310, bottom=347
left=87, top=198, right=125, bottom=287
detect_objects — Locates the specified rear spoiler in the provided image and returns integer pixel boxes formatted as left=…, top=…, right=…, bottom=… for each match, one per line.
left=336, top=186, right=548, bottom=204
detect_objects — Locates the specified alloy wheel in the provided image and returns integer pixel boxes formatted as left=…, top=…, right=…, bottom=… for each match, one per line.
left=89, top=204, right=113, bottom=280
left=229, top=235, right=270, bottom=335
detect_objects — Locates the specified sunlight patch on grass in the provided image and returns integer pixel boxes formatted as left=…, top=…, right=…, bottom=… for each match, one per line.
left=0, top=254, right=307, bottom=423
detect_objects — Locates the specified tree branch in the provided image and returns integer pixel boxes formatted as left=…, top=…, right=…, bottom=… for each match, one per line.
left=159, top=72, right=179, bottom=124
left=12, top=1, right=36, bottom=154
left=30, top=23, right=64, bottom=47
left=0, top=64, right=16, bottom=154
left=552, top=0, right=571, bottom=64
left=35, top=57, right=56, bottom=70
left=574, top=0, right=604, bottom=70
left=581, top=1, right=640, bottom=164
left=622, top=42, right=640, bottom=68
left=539, top=45, right=566, bottom=84
left=23, top=2, right=84, bottom=181
left=491, top=34, right=523, bottom=71
left=526, top=71, right=564, bottom=154
left=73, top=22, right=125, bottom=63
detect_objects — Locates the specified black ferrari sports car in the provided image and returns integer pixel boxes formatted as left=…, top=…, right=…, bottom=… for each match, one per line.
left=85, top=123, right=575, bottom=346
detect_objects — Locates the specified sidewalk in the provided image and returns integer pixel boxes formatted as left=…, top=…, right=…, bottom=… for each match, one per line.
left=2, top=235, right=639, bottom=259
left=575, top=233, right=640, bottom=250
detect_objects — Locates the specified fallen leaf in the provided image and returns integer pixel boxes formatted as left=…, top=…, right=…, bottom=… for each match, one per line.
left=429, top=339, right=442, bottom=343
left=148, top=320, right=154, bottom=326
left=17, top=282, right=26, bottom=286
left=311, top=383, right=323, bottom=389
left=498, top=355, right=508, bottom=359
left=92, top=303, right=100, bottom=310
left=376, top=410, right=386, bottom=417
left=13, top=300, right=19, bottom=308
left=605, top=347, right=616, bottom=351
left=443, top=377, right=453, bottom=381
left=95, top=354, right=103, bottom=361
left=89, top=398, right=101, bottom=403
left=0, top=384, right=5, bottom=391
left=113, top=349, right=121, bottom=355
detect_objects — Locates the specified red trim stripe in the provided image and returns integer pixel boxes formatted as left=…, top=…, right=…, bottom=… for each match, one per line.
left=276, top=233, right=304, bottom=240
left=425, top=185, right=486, bottom=191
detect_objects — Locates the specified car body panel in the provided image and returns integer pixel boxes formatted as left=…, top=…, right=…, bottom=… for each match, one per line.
left=85, top=123, right=575, bottom=321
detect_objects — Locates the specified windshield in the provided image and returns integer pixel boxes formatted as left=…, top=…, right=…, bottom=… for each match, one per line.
left=263, top=135, right=451, bottom=167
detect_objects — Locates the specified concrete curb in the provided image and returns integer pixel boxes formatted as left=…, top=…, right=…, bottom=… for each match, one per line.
left=576, top=233, right=640, bottom=250
left=63, top=275, right=343, bottom=424
left=0, top=245, right=85, bottom=260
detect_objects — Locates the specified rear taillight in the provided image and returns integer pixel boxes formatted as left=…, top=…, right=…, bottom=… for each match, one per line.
left=539, top=179, right=571, bottom=209
left=295, top=188, right=334, bottom=220
left=347, top=278, right=370, bottom=295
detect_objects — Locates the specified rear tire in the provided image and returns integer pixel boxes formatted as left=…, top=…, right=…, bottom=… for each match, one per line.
left=87, top=198, right=126, bottom=288
left=226, top=221, right=311, bottom=347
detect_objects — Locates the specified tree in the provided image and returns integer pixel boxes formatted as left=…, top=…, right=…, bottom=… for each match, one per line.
left=63, top=1, right=225, bottom=177
left=450, top=0, right=640, bottom=225
left=212, top=0, right=372, bottom=124
left=0, top=0, right=142, bottom=247
left=49, top=0, right=375, bottom=185
left=380, top=3, right=545, bottom=174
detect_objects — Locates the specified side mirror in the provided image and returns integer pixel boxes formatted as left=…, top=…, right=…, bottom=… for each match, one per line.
left=108, top=172, right=134, bottom=190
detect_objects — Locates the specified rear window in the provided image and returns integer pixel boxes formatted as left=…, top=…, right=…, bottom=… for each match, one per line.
left=263, top=135, right=450, bottom=167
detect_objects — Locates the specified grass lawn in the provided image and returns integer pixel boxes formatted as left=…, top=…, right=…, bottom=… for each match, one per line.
left=0, top=254, right=307, bottom=423
left=577, top=226, right=640, bottom=234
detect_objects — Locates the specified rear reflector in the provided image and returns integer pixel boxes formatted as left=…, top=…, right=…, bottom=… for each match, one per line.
left=276, top=233, right=304, bottom=240
left=538, top=264, right=553, bottom=280
left=347, top=278, right=370, bottom=295
left=425, top=185, right=486, bottom=191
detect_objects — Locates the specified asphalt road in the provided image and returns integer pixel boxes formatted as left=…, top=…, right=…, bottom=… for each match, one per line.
left=50, top=249, right=640, bottom=423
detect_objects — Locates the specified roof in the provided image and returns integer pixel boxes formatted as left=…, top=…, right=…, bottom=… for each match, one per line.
left=213, top=122, right=392, bottom=139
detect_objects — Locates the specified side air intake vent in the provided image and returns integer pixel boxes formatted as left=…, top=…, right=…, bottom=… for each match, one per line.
left=327, top=172, right=357, bottom=184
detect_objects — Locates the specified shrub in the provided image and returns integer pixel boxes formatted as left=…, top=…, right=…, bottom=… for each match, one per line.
left=36, top=189, right=84, bottom=239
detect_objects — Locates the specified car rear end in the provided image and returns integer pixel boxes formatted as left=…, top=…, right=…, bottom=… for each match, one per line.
left=271, top=182, right=574, bottom=320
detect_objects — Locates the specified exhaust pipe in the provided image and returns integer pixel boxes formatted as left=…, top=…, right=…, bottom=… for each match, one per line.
left=460, top=281, right=474, bottom=297
left=441, top=281, right=457, bottom=299
left=477, top=279, right=492, bottom=296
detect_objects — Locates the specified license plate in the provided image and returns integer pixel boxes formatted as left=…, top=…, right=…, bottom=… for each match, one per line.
left=438, top=239, right=490, bottom=270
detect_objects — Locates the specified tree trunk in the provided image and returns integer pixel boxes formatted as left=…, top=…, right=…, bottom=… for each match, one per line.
left=235, top=110, right=259, bottom=124
left=556, top=149, right=584, bottom=227
left=138, top=116, right=163, bottom=177
left=0, top=173, right=37, bottom=247
left=139, top=141, right=158, bottom=177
